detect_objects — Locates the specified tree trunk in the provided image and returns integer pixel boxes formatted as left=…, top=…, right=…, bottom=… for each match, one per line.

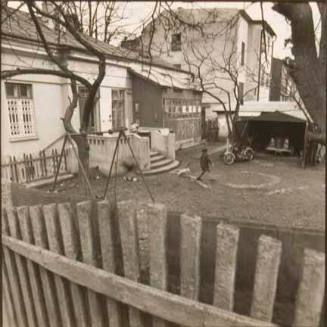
left=273, top=3, right=326, bottom=144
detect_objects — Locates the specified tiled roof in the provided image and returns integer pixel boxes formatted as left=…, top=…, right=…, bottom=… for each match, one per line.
left=1, top=6, right=184, bottom=72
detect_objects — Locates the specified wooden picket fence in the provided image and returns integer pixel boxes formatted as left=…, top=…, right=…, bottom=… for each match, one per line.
left=1, top=149, right=70, bottom=184
left=1, top=200, right=325, bottom=327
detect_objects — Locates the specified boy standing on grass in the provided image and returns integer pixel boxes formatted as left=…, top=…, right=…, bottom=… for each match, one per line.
left=197, top=148, right=213, bottom=181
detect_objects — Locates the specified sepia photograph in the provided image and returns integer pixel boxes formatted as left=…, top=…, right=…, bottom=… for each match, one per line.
left=1, top=1, right=325, bottom=326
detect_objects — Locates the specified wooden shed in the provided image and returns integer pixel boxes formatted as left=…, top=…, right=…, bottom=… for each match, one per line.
left=128, top=67, right=203, bottom=148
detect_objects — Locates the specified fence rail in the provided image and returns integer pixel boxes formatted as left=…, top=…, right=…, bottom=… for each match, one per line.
left=1, top=200, right=325, bottom=327
left=1, top=149, right=70, bottom=184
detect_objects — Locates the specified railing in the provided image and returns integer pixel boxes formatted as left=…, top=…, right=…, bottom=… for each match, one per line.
left=1, top=149, right=71, bottom=184
left=150, top=129, right=176, bottom=160
left=1, top=197, right=325, bottom=327
left=88, top=132, right=151, bottom=175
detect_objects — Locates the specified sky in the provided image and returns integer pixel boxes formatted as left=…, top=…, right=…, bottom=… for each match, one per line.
left=8, top=1, right=321, bottom=60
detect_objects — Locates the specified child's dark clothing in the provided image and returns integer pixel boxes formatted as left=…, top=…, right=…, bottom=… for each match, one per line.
left=197, top=150, right=212, bottom=180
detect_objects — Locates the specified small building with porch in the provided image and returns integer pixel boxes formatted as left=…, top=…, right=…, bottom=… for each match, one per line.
left=128, top=66, right=202, bottom=150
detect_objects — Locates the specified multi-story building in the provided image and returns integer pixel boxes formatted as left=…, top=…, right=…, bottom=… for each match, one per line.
left=122, top=8, right=276, bottom=120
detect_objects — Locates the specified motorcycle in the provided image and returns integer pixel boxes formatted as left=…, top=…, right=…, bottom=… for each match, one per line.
left=223, top=143, right=255, bottom=165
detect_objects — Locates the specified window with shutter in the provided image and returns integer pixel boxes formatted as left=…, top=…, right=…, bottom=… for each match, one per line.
left=5, top=83, right=37, bottom=140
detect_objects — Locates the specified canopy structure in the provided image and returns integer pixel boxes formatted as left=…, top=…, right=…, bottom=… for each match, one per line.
left=238, top=101, right=312, bottom=123
left=239, top=111, right=306, bottom=123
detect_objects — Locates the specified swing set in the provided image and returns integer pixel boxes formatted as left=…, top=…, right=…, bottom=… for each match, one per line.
left=51, top=128, right=155, bottom=203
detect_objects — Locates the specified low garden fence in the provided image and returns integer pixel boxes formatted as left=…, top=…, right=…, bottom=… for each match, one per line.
left=1, top=149, right=71, bottom=184
left=2, top=199, right=325, bottom=327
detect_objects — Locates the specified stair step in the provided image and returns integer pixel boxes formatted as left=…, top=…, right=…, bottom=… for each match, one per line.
left=150, top=151, right=160, bottom=157
left=150, top=154, right=166, bottom=163
left=143, top=160, right=180, bottom=175
left=150, top=158, right=173, bottom=169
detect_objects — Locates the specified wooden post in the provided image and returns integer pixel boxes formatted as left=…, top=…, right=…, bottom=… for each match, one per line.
left=42, top=204, right=76, bottom=327
left=213, top=223, right=240, bottom=311
left=250, top=235, right=282, bottom=322
left=43, top=150, right=48, bottom=177
left=57, top=202, right=90, bottom=327
left=6, top=207, right=38, bottom=327
left=13, top=156, right=18, bottom=183
left=147, top=203, right=169, bottom=327
left=76, top=201, right=105, bottom=327
left=2, top=210, right=29, bottom=327
left=16, top=206, right=49, bottom=327
left=29, top=205, right=63, bottom=327
left=117, top=200, right=143, bottom=327
left=293, top=248, right=325, bottom=327
left=180, top=214, right=202, bottom=301
left=97, top=200, right=121, bottom=327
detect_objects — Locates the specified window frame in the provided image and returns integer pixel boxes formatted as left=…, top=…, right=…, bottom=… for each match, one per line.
left=171, top=33, right=182, bottom=52
left=5, top=82, right=37, bottom=141
left=241, top=41, right=245, bottom=66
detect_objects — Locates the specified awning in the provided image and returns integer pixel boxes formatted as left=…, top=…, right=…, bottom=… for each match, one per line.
left=238, top=111, right=306, bottom=123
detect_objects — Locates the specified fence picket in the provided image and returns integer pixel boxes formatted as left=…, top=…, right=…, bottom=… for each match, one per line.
left=293, top=248, right=325, bottom=327
left=2, top=210, right=29, bottom=327
left=57, top=202, right=90, bottom=327
left=213, top=223, right=240, bottom=311
left=13, top=156, right=19, bottom=182
left=42, top=203, right=76, bottom=327
left=180, top=214, right=202, bottom=300
left=97, top=201, right=121, bottom=327
left=2, top=256, right=18, bottom=327
left=117, top=200, right=143, bottom=327
left=147, top=203, right=169, bottom=327
left=29, top=205, right=63, bottom=327
left=250, top=235, right=282, bottom=322
left=16, top=206, right=49, bottom=327
left=6, top=207, right=38, bottom=327
left=76, top=201, right=106, bottom=327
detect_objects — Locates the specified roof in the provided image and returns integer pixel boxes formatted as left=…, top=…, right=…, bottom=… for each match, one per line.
left=238, top=101, right=312, bottom=122
left=240, top=111, right=306, bottom=123
left=1, top=6, right=187, bottom=73
left=128, top=66, right=199, bottom=90
left=146, top=7, right=275, bottom=37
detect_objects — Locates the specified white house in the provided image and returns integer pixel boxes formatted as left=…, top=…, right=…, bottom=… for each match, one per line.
left=121, top=8, right=276, bottom=119
left=1, top=7, right=198, bottom=159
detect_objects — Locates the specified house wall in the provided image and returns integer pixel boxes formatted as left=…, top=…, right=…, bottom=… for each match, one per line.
left=245, top=24, right=274, bottom=102
left=1, top=45, right=132, bottom=157
left=131, top=75, right=163, bottom=127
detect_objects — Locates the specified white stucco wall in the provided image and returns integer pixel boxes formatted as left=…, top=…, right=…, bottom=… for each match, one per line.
left=1, top=44, right=132, bottom=157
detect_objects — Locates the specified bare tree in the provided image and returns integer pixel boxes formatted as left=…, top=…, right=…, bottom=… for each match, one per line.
left=1, top=1, right=162, bottom=175
left=272, top=2, right=326, bottom=144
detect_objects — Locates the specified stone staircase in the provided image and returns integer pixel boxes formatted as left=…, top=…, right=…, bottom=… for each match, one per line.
left=143, top=150, right=180, bottom=175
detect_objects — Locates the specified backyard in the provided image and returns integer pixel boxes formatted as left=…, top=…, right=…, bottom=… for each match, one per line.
left=26, top=144, right=325, bottom=232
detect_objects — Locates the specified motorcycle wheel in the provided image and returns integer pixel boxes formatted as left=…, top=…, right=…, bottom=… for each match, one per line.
left=223, top=152, right=235, bottom=165
left=245, top=148, right=255, bottom=161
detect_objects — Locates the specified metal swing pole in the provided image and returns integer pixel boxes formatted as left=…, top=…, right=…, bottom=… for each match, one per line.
left=51, top=134, right=68, bottom=192
left=102, top=129, right=123, bottom=199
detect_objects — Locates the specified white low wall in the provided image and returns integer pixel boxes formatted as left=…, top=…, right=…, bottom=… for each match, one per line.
left=150, top=129, right=176, bottom=160
left=88, top=133, right=150, bottom=176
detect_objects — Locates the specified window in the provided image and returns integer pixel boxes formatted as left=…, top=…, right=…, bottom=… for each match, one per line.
left=261, top=67, right=265, bottom=86
left=171, top=33, right=181, bottom=51
left=163, top=98, right=201, bottom=118
left=5, top=83, right=36, bottom=139
left=112, top=89, right=125, bottom=131
left=241, top=42, right=245, bottom=66
left=78, top=86, right=99, bottom=133
left=238, top=82, right=244, bottom=105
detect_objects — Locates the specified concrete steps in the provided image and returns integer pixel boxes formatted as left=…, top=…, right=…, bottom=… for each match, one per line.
left=143, top=150, right=180, bottom=175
